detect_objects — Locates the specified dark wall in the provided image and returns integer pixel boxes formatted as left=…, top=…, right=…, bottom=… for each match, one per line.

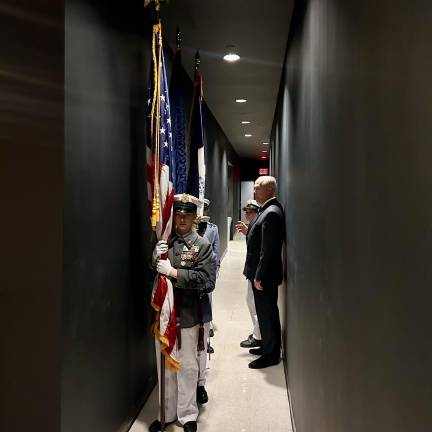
left=204, top=106, right=240, bottom=247
left=63, top=2, right=156, bottom=432
left=272, top=1, right=432, bottom=432
left=0, top=2, right=64, bottom=432
left=63, top=3, right=239, bottom=432
left=240, top=157, right=269, bottom=181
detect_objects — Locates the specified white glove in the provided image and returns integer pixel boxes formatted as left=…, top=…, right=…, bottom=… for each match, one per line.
left=156, top=259, right=174, bottom=277
left=152, top=240, right=168, bottom=264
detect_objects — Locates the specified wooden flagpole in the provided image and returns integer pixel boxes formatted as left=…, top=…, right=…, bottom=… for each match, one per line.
left=145, top=2, right=167, bottom=430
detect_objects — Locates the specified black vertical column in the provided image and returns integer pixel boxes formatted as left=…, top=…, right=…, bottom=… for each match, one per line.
left=62, top=2, right=156, bottom=432
left=0, top=2, right=64, bottom=432
left=272, top=1, right=432, bottom=431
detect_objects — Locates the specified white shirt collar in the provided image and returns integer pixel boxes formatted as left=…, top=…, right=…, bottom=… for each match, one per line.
left=260, top=196, right=276, bottom=208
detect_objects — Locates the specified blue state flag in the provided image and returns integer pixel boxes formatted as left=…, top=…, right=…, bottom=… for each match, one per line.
left=170, top=47, right=187, bottom=194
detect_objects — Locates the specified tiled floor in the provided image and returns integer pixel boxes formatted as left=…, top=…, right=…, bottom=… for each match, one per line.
left=131, top=238, right=293, bottom=432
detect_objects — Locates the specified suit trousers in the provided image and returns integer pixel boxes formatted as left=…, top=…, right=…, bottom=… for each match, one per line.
left=246, top=279, right=261, bottom=340
left=197, top=321, right=210, bottom=386
left=155, top=325, right=199, bottom=425
left=252, top=281, right=281, bottom=359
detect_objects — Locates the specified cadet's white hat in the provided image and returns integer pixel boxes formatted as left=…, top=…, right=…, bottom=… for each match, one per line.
left=242, top=199, right=260, bottom=212
left=173, top=194, right=202, bottom=214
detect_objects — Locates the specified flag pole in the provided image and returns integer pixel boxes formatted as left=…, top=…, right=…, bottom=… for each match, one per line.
left=156, top=23, right=166, bottom=432
left=155, top=10, right=166, bottom=432
left=145, top=1, right=167, bottom=430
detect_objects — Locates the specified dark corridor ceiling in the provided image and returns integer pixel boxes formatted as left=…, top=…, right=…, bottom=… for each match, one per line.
left=161, top=0, right=293, bottom=159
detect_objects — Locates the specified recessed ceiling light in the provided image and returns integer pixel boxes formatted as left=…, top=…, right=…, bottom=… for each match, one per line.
left=260, top=156, right=268, bottom=159
left=262, top=150, right=268, bottom=153
left=262, top=142, right=269, bottom=145
left=223, top=53, right=240, bottom=62
left=245, top=134, right=252, bottom=137
left=241, top=121, right=251, bottom=124
left=223, top=45, right=240, bottom=63
left=235, top=98, right=247, bottom=103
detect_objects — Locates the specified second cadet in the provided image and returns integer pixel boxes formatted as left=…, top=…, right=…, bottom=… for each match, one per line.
left=235, top=199, right=262, bottom=349
left=195, top=198, right=220, bottom=405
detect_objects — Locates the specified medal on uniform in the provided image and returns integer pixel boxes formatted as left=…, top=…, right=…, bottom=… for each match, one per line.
left=180, top=244, right=200, bottom=267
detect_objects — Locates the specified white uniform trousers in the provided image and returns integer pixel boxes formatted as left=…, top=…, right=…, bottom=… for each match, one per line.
left=247, top=279, right=262, bottom=340
left=155, top=325, right=199, bottom=425
left=197, top=321, right=210, bottom=386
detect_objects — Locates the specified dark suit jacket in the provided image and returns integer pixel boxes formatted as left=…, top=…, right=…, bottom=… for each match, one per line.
left=243, top=198, right=285, bottom=286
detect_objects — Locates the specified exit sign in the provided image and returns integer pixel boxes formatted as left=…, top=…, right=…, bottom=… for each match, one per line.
left=259, top=168, right=269, bottom=175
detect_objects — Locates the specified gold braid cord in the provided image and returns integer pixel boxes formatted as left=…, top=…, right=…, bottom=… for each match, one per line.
left=151, top=22, right=163, bottom=230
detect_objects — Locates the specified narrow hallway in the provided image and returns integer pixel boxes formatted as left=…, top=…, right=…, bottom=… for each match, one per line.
left=131, top=238, right=293, bottom=432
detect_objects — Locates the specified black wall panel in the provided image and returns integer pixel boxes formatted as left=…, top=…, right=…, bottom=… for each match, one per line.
left=272, top=1, right=432, bottom=431
left=0, top=2, right=64, bottom=432
left=203, top=106, right=240, bottom=247
left=240, top=158, right=269, bottom=181
left=63, top=2, right=156, bottom=432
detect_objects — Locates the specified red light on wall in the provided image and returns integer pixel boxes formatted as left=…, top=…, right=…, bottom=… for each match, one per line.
left=259, top=168, right=269, bottom=175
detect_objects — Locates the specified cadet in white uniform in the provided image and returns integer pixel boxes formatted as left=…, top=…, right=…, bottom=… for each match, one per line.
left=235, top=199, right=263, bottom=349
left=150, top=194, right=213, bottom=432
left=196, top=198, right=220, bottom=405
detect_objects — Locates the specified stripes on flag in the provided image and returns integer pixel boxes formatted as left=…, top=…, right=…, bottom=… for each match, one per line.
left=146, top=23, right=179, bottom=370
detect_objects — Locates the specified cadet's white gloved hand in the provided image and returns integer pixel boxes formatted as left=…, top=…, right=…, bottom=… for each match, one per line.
left=156, top=259, right=176, bottom=277
left=152, top=240, right=168, bottom=264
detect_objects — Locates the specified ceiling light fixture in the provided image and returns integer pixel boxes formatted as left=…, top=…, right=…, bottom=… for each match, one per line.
left=241, top=121, right=251, bottom=124
left=262, top=150, right=268, bottom=153
left=223, top=45, right=240, bottom=63
left=245, top=134, right=252, bottom=137
left=235, top=98, right=247, bottom=103
left=262, top=142, right=269, bottom=145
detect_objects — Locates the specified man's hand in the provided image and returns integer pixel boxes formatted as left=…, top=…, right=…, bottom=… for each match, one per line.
left=157, top=259, right=177, bottom=278
left=254, top=279, right=263, bottom=290
left=152, top=240, right=168, bottom=264
left=235, top=221, right=248, bottom=236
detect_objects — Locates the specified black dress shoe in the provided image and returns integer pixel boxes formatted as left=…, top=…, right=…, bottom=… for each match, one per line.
left=248, top=356, right=280, bottom=369
left=240, top=334, right=262, bottom=348
left=149, top=419, right=176, bottom=432
left=183, top=421, right=197, bottom=432
left=207, top=344, right=214, bottom=354
left=249, top=347, right=263, bottom=355
left=209, top=328, right=214, bottom=337
left=196, top=385, right=208, bottom=404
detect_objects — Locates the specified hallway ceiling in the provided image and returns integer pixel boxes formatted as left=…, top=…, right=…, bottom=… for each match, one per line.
left=162, top=0, right=293, bottom=159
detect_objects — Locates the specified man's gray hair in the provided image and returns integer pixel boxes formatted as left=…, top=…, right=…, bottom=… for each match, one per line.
left=256, top=176, right=277, bottom=194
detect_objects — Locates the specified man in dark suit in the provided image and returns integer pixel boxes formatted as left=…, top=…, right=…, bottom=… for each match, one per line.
left=243, top=176, right=285, bottom=369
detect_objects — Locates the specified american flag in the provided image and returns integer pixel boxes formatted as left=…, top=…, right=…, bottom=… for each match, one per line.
left=147, top=23, right=179, bottom=370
